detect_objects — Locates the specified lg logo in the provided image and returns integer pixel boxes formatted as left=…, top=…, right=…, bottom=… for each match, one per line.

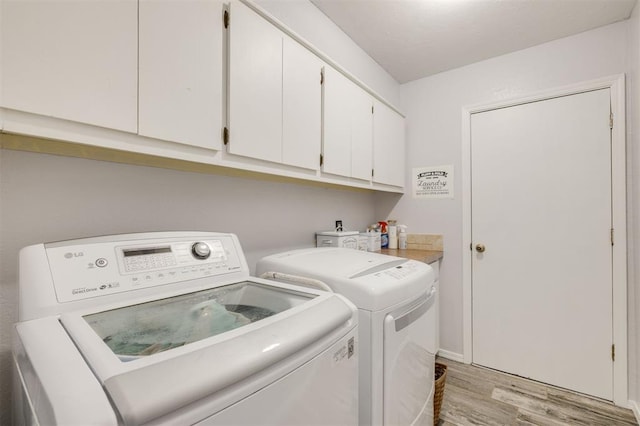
left=64, top=252, right=84, bottom=259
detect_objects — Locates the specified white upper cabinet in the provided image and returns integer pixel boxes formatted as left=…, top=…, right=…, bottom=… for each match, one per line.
left=322, top=66, right=353, bottom=177
left=138, top=0, right=223, bottom=150
left=0, top=0, right=404, bottom=192
left=322, top=66, right=373, bottom=181
left=227, top=1, right=321, bottom=170
left=227, top=0, right=282, bottom=163
left=373, top=99, right=405, bottom=187
left=282, top=37, right=322, bottom=170
left=1, top=0, right=137, bottom=132
left=351, top=87, right=373, bottom=181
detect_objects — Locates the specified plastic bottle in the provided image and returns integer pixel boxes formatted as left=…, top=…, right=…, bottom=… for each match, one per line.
left=388, top=220, right=398, bottom=249
left=398, top=225, right=407, bottom=249
left=378, top=221, right=389, bottom=248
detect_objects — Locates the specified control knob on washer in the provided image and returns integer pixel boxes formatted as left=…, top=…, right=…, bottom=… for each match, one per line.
left=191, top=242, right=211, bottom=259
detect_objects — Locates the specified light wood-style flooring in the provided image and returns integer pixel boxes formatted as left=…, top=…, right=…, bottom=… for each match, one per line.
left=436, top=357, right=638, bottom=426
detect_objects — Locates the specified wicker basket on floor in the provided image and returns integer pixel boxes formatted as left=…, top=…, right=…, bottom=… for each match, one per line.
left=433, top=362, right=448, bottom=424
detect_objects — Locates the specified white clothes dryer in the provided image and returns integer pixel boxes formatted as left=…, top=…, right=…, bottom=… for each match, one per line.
left=13, top=232, right=359, bottom=426
left=256, top=247, right=437, bottom=426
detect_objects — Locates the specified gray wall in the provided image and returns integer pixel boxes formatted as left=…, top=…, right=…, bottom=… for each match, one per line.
left=626, top=1, right=640, bottom=413
left=0, top=149, right=378, bottom=421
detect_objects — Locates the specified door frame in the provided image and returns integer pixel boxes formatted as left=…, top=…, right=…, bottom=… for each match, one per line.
left=461, top=74, right=628, bottom=405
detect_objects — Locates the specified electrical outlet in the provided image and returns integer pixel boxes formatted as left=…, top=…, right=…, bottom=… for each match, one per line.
left=335, top=220, right=343, bottom=232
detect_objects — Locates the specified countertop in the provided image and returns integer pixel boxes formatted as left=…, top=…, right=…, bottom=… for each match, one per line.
left=380, top=248, right=443, bottom=264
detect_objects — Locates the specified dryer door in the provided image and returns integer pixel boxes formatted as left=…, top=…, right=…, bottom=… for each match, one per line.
left=383, top=286, right=437, bottom=426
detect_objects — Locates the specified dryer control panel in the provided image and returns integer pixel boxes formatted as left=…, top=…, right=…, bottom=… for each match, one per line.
left=42, top=233, right=244, bottom=303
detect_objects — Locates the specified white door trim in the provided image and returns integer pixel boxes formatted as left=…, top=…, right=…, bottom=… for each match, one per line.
left=461, top=74, right=628, bottom=406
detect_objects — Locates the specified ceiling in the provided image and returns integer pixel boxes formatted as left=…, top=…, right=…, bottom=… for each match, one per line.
left=311, top=0, right=637, bottom=84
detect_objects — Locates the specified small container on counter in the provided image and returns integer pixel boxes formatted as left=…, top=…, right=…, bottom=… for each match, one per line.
left=398, top=225, right=407, bottom=249
left=388, top=220, right=398, bottom=249
left=366, top=230, right=381, bottom=252
left=316, top=231, right=359, bottom=249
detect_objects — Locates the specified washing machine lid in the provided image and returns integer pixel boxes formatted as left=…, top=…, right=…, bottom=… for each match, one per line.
left=82, top=280, right=308, bottom=360
left=57, top=278, right=356, bottom=425
left=256, top=248, right=434, bottom=311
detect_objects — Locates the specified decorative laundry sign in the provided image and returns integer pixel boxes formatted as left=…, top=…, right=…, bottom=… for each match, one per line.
left=413, top=165, right=454, bottom=199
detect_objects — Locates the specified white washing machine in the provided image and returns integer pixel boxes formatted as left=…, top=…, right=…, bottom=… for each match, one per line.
left=256, top=248, right=437, bottom=426
left=12, top=232, right=359, bottom=426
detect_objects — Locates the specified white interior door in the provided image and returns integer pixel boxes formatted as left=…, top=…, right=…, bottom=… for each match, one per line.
left=471, top=88, right=613, bottom=400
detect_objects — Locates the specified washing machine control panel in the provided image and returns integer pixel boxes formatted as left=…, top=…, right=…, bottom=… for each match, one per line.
left=119, top=240, right=226, bottom=273
left=44, top=234, right=245, bottom=303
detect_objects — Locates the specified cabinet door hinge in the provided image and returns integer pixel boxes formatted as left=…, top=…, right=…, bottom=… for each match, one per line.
left=610, top=111, right=614, bottom=129
left=320, top=153, right=324, bottom=166
left=223, top=127, right=229, bottom=145
left=611, top=228, right=614, bottom=246
left=612, top=344, right=615, bottom=361
left=371, top=168, right=374, bottom=177
left=320, top=69, right=324, bottom=85
left=372, top=105, right=374, bottom=114
left=224, top=10, right=229, bottom=29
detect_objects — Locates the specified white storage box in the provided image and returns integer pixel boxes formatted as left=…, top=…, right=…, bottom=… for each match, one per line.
left=316, top=231, right=359, bottom=249
left=357, top=234, right=369, bottom=251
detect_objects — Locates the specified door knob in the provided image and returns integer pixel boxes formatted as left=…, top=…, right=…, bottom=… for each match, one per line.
left=475, top=244, right=486, bottom=253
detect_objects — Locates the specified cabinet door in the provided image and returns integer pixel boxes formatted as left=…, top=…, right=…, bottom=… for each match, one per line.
left=139, top=0, right=223, bottom=150
left=2, top=0, right=137, bottom=132
left=282, top=38, right=322, bottom=170
left=351, top=89, right=373, bottom=181
left=322, top=66, right=354, bottom=177
left=228, top=1, right=282, bottom=163
left=323, top=66, right=373, bottom=181
left=373, top=100, right=405, bottom=187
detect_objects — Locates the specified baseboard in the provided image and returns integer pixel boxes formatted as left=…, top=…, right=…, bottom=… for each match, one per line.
left=630, top=399, right=640, bottom=423
left=437, top=349, right=465, bottom=363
